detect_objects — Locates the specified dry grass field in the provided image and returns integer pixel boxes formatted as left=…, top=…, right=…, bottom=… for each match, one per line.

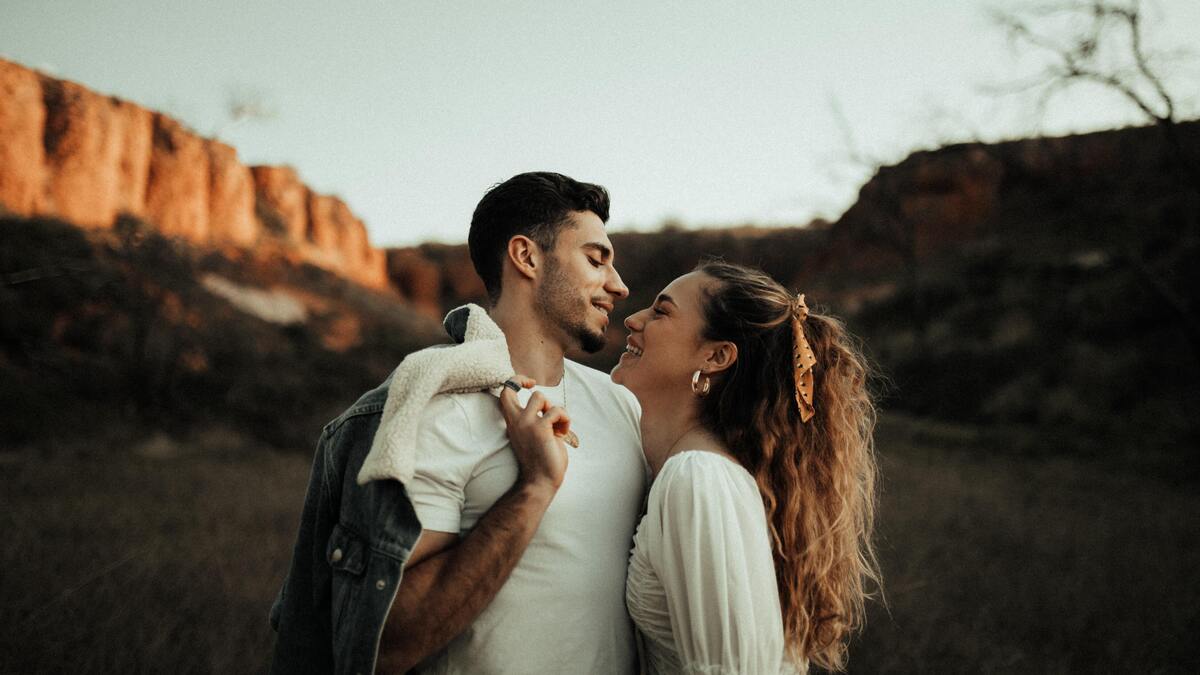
left=850, top=420, right=1200, bottom=673
left=0, top=442, right=309, bottom=674
left=2, top=420, right=1197, bottom=674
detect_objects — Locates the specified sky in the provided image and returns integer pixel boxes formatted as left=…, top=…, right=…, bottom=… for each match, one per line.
left=2, top=1, right=1198, bottom=246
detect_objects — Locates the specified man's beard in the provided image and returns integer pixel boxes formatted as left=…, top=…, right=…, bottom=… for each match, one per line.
left=535, top=256, right=607, bottom=354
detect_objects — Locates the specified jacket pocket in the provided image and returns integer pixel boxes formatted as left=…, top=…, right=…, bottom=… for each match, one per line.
left=327, top=524, right=367, bottom=633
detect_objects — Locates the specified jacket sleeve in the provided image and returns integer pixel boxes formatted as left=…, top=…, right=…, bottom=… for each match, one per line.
left=269, top=425, right=340, bottom=675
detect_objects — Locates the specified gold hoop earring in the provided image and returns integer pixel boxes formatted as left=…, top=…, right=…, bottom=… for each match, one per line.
left=691, top=370, right=711, bottom=397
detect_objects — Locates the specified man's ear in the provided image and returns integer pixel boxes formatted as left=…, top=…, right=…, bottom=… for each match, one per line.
left=506, top=235, right=541, bottom=282
left=703, top=341, right=738, bottom=375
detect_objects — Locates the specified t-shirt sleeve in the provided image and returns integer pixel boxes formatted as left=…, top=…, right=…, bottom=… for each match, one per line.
left=653, top=453, right=787, bottom=674
left=404, top=395, right=478, bottom=534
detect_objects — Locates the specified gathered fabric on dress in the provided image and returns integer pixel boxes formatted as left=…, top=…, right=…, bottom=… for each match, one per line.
left=626, top=450, right=805, bottom=675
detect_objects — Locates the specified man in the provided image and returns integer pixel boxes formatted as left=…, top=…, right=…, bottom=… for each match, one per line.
left=269, top=172, right=646, bottom=674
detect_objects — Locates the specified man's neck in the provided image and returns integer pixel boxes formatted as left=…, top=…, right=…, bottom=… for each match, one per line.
left=489, top=297, right=567, bottom=386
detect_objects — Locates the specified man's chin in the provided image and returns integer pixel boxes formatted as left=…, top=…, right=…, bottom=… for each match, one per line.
left=576, top=328, right=607, bottom=354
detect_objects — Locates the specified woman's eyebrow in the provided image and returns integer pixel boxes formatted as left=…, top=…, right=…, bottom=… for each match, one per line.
left=655, top=293, right=676, bottom=307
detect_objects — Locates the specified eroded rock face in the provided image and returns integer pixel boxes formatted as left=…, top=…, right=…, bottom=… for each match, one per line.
left=39, top=77, right=127, bottom=227
left=306, top=192, right=341, bottom=252
left=0, top=58, right=392, bottom=291
left=113, top=101, right=153, bottom=218
left=252, top=165, right=308, bottom=242
left=357, top=247, right=390, bottom=289
left=207, top=141, right=256, bottom=246
left=300, top=194, right=392, bottom=289
left=0, top=60, right=45, bottom=214
left=145, top=114, right=210, bottom=243
left=338, top=209, right=387, bottom=288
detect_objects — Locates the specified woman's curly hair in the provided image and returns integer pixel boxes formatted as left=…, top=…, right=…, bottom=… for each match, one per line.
left=695, top=260, right=882, bottom=672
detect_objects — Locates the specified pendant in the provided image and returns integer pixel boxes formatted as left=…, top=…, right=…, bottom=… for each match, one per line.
left=496, top=380, right=580, bottom=448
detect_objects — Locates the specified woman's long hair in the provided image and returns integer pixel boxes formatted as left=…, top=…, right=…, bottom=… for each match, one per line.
left=695, top=261, right=880, bottom=671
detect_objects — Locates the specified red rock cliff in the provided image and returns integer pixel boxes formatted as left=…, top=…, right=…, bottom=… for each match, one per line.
left=0, top=59, right=388, bottom=290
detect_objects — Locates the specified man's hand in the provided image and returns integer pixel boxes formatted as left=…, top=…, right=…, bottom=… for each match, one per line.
left=375, top=375, right=571, bottom=672
left=498, top=376, right=570, bottom=492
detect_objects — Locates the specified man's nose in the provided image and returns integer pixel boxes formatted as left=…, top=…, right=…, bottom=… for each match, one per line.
left=607, top=266, right=630, bottom=300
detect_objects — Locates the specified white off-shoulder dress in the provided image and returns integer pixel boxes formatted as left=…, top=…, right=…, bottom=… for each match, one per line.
left=626, top=450, right=804, bottom=675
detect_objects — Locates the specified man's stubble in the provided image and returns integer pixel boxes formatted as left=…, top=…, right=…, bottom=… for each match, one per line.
left=534, top=254, right=607, bottom=354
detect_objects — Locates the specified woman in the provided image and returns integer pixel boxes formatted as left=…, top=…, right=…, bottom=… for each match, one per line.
left=511, top=261, right=880, bottom=673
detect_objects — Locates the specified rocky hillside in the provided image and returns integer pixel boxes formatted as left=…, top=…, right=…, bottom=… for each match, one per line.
left=0, top=212, right=443, bottom=452
left=390, top=121, right=1199, bottom=317
left=0, top=59, right=387, bottom=289
left=3, top=54, right=1196, bottom=462
left=387, top=121, right=1200, bottom=464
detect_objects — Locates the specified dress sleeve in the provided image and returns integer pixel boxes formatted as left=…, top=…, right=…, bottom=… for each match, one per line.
left=404, top=395, right=476, bottom=533
left=653, top=452, right=787, bottom=674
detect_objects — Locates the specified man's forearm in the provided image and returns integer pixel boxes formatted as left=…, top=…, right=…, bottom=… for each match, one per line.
left=375, top=480, right=556, bottom=673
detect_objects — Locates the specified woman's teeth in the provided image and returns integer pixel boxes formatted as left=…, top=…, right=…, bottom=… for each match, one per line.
left=625, top=345, right=643, bottom=357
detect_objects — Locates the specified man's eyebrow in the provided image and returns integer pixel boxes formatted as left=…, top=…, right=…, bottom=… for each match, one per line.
left=581, top=242, right=612, bottom=261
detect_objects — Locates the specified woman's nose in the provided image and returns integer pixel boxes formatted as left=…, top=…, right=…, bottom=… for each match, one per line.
left=624, top=308, right=646, bottom=331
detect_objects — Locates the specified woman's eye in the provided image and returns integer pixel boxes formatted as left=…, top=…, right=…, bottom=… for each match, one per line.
left=652, top=307, right=667, bottom=316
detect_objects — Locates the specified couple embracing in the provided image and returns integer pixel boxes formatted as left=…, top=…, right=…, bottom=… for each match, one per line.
left=269, top=172, right=880, bottom=674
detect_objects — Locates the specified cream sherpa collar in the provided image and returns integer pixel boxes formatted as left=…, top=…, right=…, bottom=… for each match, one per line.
left=357, top=304, right=514, bottom=486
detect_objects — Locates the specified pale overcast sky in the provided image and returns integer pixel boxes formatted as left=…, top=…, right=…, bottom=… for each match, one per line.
left=2, top=1, right=1197, bottom=246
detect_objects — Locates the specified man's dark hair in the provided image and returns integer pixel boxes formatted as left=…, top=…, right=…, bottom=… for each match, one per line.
left=469, top=172, right=610, bottom=303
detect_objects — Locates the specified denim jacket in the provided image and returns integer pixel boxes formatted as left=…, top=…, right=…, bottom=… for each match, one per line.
left=270, top=311, right=470, bottom=675
left=268, top=373, right=420, bottom=675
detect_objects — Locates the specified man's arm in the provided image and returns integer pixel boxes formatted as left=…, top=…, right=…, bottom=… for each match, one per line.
left=375, top=480, right=555, bottom=672
left=374, top=386, right=571, bottom=672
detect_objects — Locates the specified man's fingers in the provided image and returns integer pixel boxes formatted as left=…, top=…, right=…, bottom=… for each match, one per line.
left=541, top=407, right=571, bottom=438
left=522, top=392, right=549, bottom=421
left=498, top=375, right=535, bottom=422
left=499, top=386, right=521, bottom=423
left=500, top=377, right=566, bottom=430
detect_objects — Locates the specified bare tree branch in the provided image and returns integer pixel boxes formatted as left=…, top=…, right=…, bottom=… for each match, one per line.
left=212, top=85, right=277, bottom=139
left=827, top=93, right=876, bottom=168
left=991, top=0, right=1198, bottom=191
left=988, top=0, right=1200, bottom=360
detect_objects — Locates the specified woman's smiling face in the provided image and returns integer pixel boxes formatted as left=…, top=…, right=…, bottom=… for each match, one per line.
left=611, top=271, right=715, bottom=401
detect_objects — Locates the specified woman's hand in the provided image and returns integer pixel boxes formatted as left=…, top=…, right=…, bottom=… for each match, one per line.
left=498, top=375, right=571, bottom=492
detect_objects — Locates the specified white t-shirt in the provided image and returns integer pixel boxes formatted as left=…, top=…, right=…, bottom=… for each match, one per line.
left=408, top=359, right=647, bottom=675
